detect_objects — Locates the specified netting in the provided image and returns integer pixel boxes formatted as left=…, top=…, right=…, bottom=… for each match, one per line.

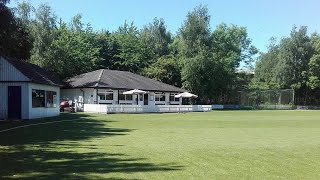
left=239, top=89, right=295, bottom=110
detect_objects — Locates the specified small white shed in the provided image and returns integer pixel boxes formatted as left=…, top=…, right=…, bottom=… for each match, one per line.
left=0, top=56, right=62, bottom=120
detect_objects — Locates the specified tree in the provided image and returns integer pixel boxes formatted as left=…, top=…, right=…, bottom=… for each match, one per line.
left=70, top=14, right=83, bottom=32
left=251, top=38, right=280, bottom=89
left=211, top=23, right=258, bottom=71
left=140, top=18, right=172, bottom=59
left=308, top=34, right=320, bottom=89
left=274, top=26, right=313, bottom=90
left=143, top=55, right=181, bottom=87
left=29, top=4, right=57, bottom=68
left=181, top=51, right=226, bottom=100
left=178, top=5, right=257, bottom=101
left=47, top=23, right=101, bottom=79
left=178, top=5, right=211, bottom=58
left=0, top=0, right=31, bottom=59
left=94, top=31, right=119, bottom=70
left=112, top=21, right=148, bottom=73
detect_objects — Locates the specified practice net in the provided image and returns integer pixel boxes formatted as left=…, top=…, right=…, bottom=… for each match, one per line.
left=238, top=89, right=295, bottom=110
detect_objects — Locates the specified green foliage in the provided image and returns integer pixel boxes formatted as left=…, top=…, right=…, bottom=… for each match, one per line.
left=112, top=21, right=149, bottom=73
left=29, top=4, right=57, bottom=67
left=141, top=18, right=172, bottom=58
left=251, top=38, right=280, bottom=89
left=179, top=5, right=257, bottom=101
left=212, top=23, right=258, bottom=71
left=0, top=0, right=31, bottom=59
left=48, top=24, right=101, bottom=79
left=143, top=55, right=181, bottom=87
left=181, top=51, right=226, bottom=100
left=275, top=26, right=313, bottom=89
left=308, top=35, right=320, bottom=89
left=178, top=5, right=211, bottom=57
left=252, top=27, right=315, bottom=90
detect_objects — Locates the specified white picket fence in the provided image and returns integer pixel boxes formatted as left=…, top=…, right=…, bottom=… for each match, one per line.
left=84, top=104, right=212, bottom=114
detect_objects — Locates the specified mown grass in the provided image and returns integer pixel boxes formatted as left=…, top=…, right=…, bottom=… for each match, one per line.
left=1, top=111, right=320, bottom=179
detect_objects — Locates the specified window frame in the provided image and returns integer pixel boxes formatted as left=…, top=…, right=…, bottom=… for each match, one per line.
left=170, top=93, right=180, bottom=102
left=46, top=91, right=57, bottom=108
left=155, top=92, right=166, bottom=102
left=119, top=91, right=133, bottom=101
left=98, top=89, right=114, bottom=101
left=32, top=89, right=46, bottom=108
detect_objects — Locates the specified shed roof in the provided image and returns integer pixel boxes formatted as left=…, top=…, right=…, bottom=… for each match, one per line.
left=2, top=56, right=63, bottom=87
left=65, top=69, right=186, bottom=92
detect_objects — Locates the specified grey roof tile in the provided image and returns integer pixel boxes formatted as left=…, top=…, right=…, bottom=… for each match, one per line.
left=65, top=69, right=186, bottom=92
left=3, top=56, right=63, bottom=86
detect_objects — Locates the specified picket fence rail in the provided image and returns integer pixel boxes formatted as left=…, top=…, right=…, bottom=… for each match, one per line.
left=83, top=104, right=212, bottom=114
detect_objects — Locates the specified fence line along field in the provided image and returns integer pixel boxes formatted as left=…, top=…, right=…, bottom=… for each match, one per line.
left=1, top=110, right=320, bottom=179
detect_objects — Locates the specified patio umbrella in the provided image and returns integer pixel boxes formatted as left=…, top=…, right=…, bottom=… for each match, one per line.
left=174, top=92, right=198, bottom=98
left=123, top=89, right=146, bottom=95
left=123, top=89, right=146, bottom=105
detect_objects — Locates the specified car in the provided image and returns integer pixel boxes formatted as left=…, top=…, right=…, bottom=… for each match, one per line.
left=60, top=100, right=75, bottom=112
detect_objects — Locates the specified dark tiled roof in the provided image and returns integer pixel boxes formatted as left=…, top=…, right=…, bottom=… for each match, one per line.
left=65, top=69, right=186, bottom=92
left=3, top=56, right=63, bottom=86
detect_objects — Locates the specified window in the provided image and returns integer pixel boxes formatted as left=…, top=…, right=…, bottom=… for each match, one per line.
left=119, top=93, right=125, bottom=100
left=32, top=89, right=45, bottom=107
left=155, top=93, right=165, bottom=101
left=106, top=93, right=113, bottom=100
left=170, top=93, right=180, bottom=102
left=119, top=91, right=133, bottom=101
left=150, top=95, right=154, bottom=101
left=98, top=90, right=113, bottom=101
left=46, top=91, right=57, bottom=108
left=139, top=94, right=143, bottom=101
left=126, top=94, right=133, bottom=100
left=99, top=95, right=106, bottom=100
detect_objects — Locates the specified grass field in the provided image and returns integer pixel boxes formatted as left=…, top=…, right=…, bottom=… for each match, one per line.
left=1, top=111, right=320, bottom=179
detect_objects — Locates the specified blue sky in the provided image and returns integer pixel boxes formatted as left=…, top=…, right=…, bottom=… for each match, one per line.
left=9, top=0, right=320, bottom=52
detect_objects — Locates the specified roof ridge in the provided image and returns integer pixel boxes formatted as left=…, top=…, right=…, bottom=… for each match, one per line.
left=95, top=69, right=104, bottom=87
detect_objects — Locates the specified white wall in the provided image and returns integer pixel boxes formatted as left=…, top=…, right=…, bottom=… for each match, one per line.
left=0, top=82, right=29, bottom=119
left=28, top=83, right=60, bottom=119
left=61, top=88, right=96, bottom=104
left=61, top=88, right=183, bottom=106
left=148, top=92, right=156, bottom=106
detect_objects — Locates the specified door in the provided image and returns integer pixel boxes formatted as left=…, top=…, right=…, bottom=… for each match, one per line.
left=8, top=86, right=21, bottom=119
left=144, top=94, right=148, bottom=105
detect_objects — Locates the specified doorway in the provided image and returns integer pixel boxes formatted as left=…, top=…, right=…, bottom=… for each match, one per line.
left=8, top=86, right=22, bottom=119
left=144, top=94, right=148, bottom=105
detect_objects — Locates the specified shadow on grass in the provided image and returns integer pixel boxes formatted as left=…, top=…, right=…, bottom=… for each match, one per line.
left=0, top=113, right=183, bottom=179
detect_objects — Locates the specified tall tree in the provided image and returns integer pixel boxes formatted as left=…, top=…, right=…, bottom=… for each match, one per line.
left=251, top=38, right=280, bottom=89
left=30, top=3, right=57, bottom=68
left=0, top=0, right=31, bottom=59
left=143, top=55, right=182, bottom=87
left=140, top=18, right=172, bottom=59
left=274, top=26, right=313, bottom=89
left=308, top=34, right=320, bottom=89
left=179, top=5, right=257, bottom=101
left=112, top=21, right=148, bottom=73
left=47, top=23, right=101, bottom=79
left=178, top=5, right=211, bottom=58
left=70, top=14, right=83, bottom=32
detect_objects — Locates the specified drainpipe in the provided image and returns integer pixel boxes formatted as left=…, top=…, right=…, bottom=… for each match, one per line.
left=118, top=89, right=120, bottom=104
left=96, top=88, right=99, bottom=104
left=80, top=88, right=85, bottom=101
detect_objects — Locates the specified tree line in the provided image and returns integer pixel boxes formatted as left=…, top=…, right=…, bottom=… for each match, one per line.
left=251, top=27, right=320, bottom=105
left=6, top=0, right=304, bottom=104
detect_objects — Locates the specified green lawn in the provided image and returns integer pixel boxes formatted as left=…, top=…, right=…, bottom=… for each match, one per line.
left=1, top=111, right=320, bottom=179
